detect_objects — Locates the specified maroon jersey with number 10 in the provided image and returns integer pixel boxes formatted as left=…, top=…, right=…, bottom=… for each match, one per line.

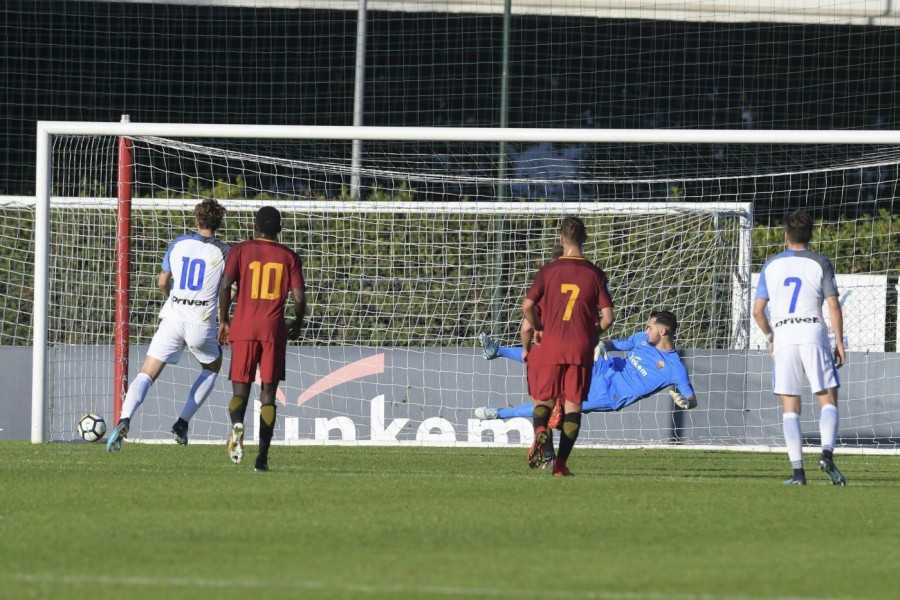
left=525, top=256, right=611, bottom=367
left=224, top=238, right=304, bottom=344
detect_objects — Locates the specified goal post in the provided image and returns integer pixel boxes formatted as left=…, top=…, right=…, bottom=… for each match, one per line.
left=114, top=131, right=134, bottom=424
left=29, top=121, right=900, bottom=452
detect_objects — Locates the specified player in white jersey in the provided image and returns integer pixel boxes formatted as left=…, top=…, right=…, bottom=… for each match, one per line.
left=752, top=209, right=846, bottom=486
left=107, top=199, right=230, bottom=452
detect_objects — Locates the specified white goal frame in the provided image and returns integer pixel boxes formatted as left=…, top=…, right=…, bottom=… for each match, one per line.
left=32, top=122, right=900, bottom=446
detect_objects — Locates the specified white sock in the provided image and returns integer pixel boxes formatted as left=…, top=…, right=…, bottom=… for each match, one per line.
left=819, top=404, right=839, bottom=453
left=179, top=369, right=218, bottom=422
left=121, top=373, right=153, bottom=421
left=783, top=412, right=803, bottom=469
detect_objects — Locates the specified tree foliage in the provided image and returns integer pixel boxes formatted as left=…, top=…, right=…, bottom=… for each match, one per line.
left=2, top=203, right=897, bottom=347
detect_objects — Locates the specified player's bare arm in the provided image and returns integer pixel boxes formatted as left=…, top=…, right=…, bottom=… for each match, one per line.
left=287, top=286, right=306, bottom=340
left=519, top=318, right=535, bottom=359
left=825, top=295, right=845, bottom=368
left=752, top=297, right=774, bottom=350
left=217, top=272, right=237, bottom=345
left=591, top=307, right=615, bottom=358
left=522, top=297, right=543, bottom=343
left=598, top=306, right=614, bottom=335
left=158, top=270, right=173, bottom=297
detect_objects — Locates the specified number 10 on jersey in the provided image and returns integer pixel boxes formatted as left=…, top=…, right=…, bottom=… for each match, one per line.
left=248, top=261, right=284, bottom=300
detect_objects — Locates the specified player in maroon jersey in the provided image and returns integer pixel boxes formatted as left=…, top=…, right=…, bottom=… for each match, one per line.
left=217, top=206, right=305, bottom=472
left=522, top=216, right=614, bottom=476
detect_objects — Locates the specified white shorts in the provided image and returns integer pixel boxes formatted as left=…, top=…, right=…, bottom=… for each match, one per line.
left=146, top=317, right=221, bottom=366
left=772, top=343, right=839, bottom=396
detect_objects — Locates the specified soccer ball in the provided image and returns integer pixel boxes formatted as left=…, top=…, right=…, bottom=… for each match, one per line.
left=77, top=413, right=107, bottom=442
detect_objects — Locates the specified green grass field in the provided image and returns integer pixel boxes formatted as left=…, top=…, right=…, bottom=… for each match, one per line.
left=1, top=442, right=897, bottom=600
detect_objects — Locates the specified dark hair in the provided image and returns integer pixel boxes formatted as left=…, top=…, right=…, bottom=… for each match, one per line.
left=560, top=216, right=587, bottom=246
left=550, top=244, right=564, bottom=261
left=783, top=210, right=813, bottom=244
left=195, top=198, right=226, bottom=232
left=650, top=309, right=678, bottom=336
left=255, top=206, right=282, bottom=236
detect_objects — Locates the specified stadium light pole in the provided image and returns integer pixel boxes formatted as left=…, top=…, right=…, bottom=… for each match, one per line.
left=350, top=0, right=368, bottom=199
left=492, top=0, right=513, bottom=337
left=497, top=0, right=511, bottom=199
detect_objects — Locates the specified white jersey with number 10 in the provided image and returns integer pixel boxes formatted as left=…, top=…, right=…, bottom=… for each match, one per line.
left=159, top=233, right=230, bottom=325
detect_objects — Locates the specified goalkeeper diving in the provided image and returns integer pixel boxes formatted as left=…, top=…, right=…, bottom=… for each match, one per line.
left=475, top=309, right=697, bottom=422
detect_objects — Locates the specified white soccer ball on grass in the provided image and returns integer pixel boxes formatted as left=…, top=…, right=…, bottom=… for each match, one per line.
left=77, top=413, right=107, bottom=442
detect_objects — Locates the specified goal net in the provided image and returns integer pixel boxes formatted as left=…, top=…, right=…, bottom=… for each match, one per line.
left=27, top=123, right=900, bottom=451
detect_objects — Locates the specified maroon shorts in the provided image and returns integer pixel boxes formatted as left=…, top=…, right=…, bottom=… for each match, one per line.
left=229, top=340, right=286, bottom=384
left=526, top=364, right=592, bottom=404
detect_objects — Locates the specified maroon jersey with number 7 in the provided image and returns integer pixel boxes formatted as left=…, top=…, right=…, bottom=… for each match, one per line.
left=525, top=256, right=611, bottom=367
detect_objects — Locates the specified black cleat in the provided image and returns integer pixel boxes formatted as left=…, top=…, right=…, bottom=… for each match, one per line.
left=783, top=474, right=807, bottom=486
left=171, top=419, right=189, bottom=446
left=540, top=429, right=556, bottom=470
left=818, top=457, right=846, bottom=486
left=254, top=457, right=269, bottom=472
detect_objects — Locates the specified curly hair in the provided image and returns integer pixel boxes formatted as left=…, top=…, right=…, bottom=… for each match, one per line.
left=194, top=199, right=226, bottom=232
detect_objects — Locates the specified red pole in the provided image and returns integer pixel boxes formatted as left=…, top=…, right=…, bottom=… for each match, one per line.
left=114, top=117, right=133, bottom=422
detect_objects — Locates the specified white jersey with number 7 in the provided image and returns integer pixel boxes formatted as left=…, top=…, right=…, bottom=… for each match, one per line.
left=755, top=248, right=839, bottom=350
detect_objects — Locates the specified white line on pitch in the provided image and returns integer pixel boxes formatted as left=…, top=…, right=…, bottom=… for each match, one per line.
left=0, top=572, right=860, bottom=600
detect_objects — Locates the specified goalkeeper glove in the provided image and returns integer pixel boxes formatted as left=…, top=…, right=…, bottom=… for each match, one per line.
left=594, top=340, right=609, bottom=362
left=670, top=390, right=695, bottom=410
left=287, top=318, right=303, bottom=341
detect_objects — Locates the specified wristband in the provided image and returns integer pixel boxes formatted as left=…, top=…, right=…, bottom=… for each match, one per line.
left=765, top=332, right=774, bottom=342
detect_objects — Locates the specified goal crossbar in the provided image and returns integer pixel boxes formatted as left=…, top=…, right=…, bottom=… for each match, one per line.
left=35, top=121, right=900, bottom=144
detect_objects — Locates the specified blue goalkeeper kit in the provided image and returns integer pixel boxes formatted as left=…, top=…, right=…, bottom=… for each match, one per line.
left=592, top=331, right=694, bottom=412
left=496, top=331, right=694, bottom=418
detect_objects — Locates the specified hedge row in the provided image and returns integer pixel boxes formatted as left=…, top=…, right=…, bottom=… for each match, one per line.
left=1, top=206, right=897, bottom=348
